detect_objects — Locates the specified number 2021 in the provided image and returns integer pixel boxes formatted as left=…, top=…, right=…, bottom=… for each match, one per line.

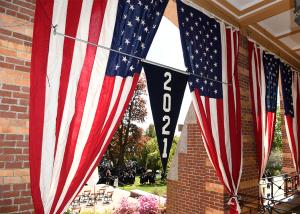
left=162, top=72, right=171, bottom=158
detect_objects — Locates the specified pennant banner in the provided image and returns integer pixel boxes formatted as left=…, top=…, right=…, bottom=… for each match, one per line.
left=142, top=62, right=188, bottom=171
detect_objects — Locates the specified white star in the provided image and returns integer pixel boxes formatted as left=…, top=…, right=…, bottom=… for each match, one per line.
left=195, top=22, right=199, bottom=26
left=123, top=15, right=127, bottom=19
left=196, top=78, right=199, bottom=83
left=127, top=21, right=132, bottom=27
left=195, top=49, right=199, bottom=54
left=141, top=43, right=145, bottom=49
left=129, top=65, right=134, bottom=71
left=214, top=89, right=218, bottom=94
left=204, top=80, right=208, bottom=84
left=137, top=36, right=142, bottom=41
left=206, top=34, right=209, bottom=38
left=135, top=16, right=140, bottom=22
left=214, top=36, right=217, bottom=41
left=129, top=5, right=134, bottom=10
left=195, top=35, right=199, bottom=40
left=126, top=0, right=130, bottom=4
left=210, top=82, right=213, bottom=86
left=185, top=31, right=189, bottom=36
left=181, top=7, right=184, bottom=12
left=125, top=39, right=130, bottom=45
left=144, top=5, right=149, bottom=10
left=156, top=11, right=160, bottom=16
left=122, top=56, right=128, bottom=62
left=138, top=1, right=142, bottom=6
left=144, top=27, right=149, bottom=32
left=141, top=20, right=145, bottom=25
left=214, top=62, right=218, bottom=67
left=185, top=17, right=189, bottom=22
left=115, top=65, right=120, bottom=70
left=190, top=12, right=193, bottom=17
left=195, top=64, right=199, bottom=68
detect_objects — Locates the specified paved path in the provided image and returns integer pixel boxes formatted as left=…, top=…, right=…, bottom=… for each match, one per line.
left=68, top=184, right=138, bottom=213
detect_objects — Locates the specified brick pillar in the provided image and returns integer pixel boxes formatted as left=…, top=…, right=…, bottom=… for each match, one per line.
left=280, top=91, right=295, bottom=174
left=167, top=35, right=259, bottom=214
left=0, top=1, right=35, bottom=213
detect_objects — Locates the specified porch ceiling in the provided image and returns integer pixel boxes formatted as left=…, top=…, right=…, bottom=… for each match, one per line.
left=165, top=0, right=300, bottom=70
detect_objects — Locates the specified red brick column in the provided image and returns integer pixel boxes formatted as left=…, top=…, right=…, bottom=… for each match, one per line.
left=0, top=1, right=35, bottom=213
left=280, top=94, right=295, bottom=174
left=167, top=35, right=259, bottom=214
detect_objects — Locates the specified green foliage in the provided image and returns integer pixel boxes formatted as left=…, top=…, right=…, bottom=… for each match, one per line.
left=273, top=109, right=282, bottom=151
left=145, top=124, right=156, bottom=138
left=137, top=137, right=178, bottom=172
left=266, top=108, right=283, bottom=175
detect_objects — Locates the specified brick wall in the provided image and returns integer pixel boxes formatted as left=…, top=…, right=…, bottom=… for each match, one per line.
left=0, top=0, right=34, bottom=213
left=280, top=100, right=295, bottom=174
left=167, top=35, right=260, bottom=214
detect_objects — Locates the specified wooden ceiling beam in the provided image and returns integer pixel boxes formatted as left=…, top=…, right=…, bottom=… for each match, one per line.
left=244, top=24, right=300, bottom=69
left=188, top=0, right=240, bottom=27
left=240, top=0, right=294, bottom=26
left=277, top=28, right=300, bottom=39
left=214, top=0, right=275, bottom=17
left=164, top=0, right=179, bottom=27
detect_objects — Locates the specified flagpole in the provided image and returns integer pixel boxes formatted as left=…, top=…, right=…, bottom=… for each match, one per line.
left=52, top=27, right=233, bottom=85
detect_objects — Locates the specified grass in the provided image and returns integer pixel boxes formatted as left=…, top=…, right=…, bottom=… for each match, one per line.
left=121, top=177, right=167, bottom=196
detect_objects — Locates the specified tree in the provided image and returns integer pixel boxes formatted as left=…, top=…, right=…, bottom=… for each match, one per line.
left=273, top=108, right=282, bottom=151
left=107, top=76, right=147, bottom=168
left=145, top=124, right=156, bottom=138
left=137, top=136, right=179, bottom=172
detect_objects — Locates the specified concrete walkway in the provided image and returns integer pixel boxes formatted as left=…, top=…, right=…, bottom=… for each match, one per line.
left=67, top=184, right=138, bottom=213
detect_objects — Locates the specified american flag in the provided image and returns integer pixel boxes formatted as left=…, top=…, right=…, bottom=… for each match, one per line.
left=29, top=1, right=167, bottom=213
left=280, top=63, right=300, bottom=175
left=248, top=42, right=280, bottom=181
left=177, top=1, right=242, bottom=213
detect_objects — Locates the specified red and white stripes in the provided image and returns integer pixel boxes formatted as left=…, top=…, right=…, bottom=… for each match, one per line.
left=248, top=42, right=277, bottom=180
left=191, top=24, right=242, bottom=214
left=285, top=73, right=300, bottom=174
left=30, top=1, right=139, bottom=213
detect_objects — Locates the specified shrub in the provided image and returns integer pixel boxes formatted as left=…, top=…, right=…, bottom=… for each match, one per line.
left=138, top=195, right=159, bottom=214
left=113, top=197, right=138, bottom=214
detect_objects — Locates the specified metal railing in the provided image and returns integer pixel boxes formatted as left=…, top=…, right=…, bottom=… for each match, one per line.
left=260, top=173, right=299, bottom=204
left=227, top=173, right=300, bottom=213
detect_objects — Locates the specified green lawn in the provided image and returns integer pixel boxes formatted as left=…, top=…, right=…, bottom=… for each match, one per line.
left=121, top=177, right=167, bottom=196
